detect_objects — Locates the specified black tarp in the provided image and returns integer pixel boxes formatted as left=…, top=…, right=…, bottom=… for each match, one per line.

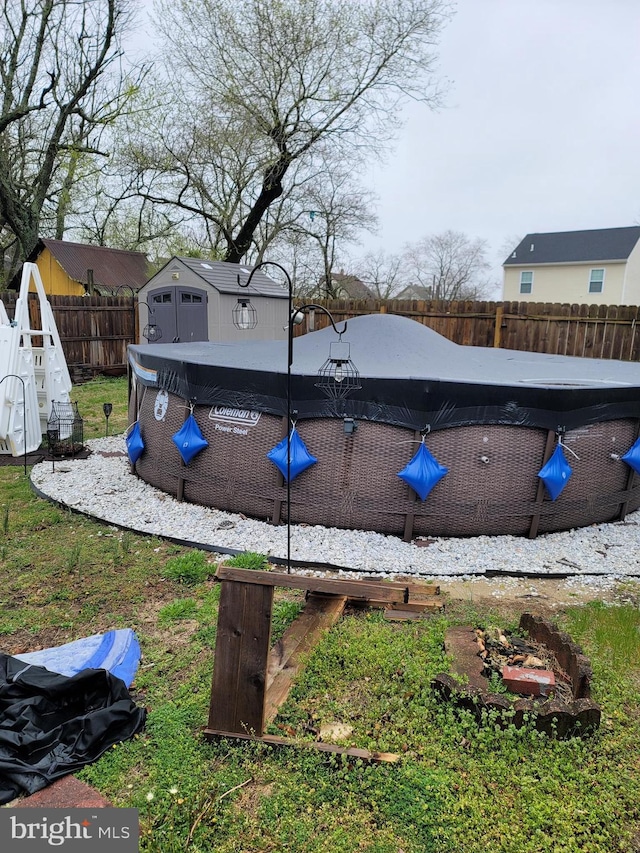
left=128, top=314, right=640, bottom=432
left=0, top=655, right=146, bottom=804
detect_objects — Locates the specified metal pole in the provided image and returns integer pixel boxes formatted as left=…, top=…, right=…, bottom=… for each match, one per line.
left=287, top=279, right=293, bottom=574
left=238, top=261, right=295, bottom=574
left=0, top=374, right=28, bottom=475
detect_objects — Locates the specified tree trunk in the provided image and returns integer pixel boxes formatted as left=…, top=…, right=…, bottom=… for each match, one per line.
left=224, top=155, right=290, bottom=263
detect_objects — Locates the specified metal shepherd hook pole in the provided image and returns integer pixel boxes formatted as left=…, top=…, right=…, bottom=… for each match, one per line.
left=238, top=261, right=295, bottom=573
left=237, top=263, right=359, bottom=574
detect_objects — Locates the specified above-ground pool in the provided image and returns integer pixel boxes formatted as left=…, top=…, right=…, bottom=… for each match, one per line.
left=127, top=314, right=640, bottom=538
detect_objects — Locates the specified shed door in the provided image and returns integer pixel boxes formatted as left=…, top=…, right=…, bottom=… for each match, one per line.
left=147, top=286, right=208, bottom=343
left=176, top=287, right=208, bottom=342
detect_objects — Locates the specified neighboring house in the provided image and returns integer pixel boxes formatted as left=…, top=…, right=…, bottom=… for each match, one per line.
left=138, top=257, right=289, bottom=344
left=396, top=284, right=433, bottom=300
left=328, top=271, right=375, bottom=299
left=503, top=226, right=640, bottom=305
left=12, top=238, right=149, bottom=296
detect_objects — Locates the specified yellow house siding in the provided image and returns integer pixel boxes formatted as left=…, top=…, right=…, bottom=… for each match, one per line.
left=503, top=261, right=626, bottom=305
left=32, top=247, right=86, bottom=296
left=621, top=242, right=640, bottom=305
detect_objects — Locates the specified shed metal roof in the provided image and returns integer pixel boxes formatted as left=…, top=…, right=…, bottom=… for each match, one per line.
left=35, top=239, right=149, bottom=292
left=158, top=257, right=288, bottom=299
left=503, top=227, right=640, bottom=266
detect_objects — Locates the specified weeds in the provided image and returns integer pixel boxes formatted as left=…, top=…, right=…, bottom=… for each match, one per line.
left=224, top=551, right=268, bottom=570
left=120, top=531, right=133, bottom=555
left=158, top=599, right=198, bottom=624
left=163, top=551, right=211, bottom=585
left=65, top=542, right=82, bottom=571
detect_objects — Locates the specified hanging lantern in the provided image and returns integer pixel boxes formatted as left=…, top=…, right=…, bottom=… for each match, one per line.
left=232, top=298, right=258, bottom=330
left=315, top=338, right=360, bottom=400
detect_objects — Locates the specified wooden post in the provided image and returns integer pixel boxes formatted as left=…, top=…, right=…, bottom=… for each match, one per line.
left=403, top=429, right=423, bottom=542
left=271, top=415, right=289, bottom=525
left=528, top=429, right=557, bottom=539
left=207, top=580, right=274, bottom=736
left=618, top=419, right=640, bottom=521
left=493, top=305, right=504, bottom=349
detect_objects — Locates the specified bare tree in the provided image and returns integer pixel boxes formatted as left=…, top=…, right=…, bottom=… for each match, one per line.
left=130, top=0, right=451, bottom=263
left=0, top=0, right=142, bottom=274
left=353, top=249, right=405, bottom=298
left=403, top=230, right=492, bottom=301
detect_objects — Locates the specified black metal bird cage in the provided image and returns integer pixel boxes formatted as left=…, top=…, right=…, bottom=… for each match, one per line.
left=46, top=401, right=84, bottom=457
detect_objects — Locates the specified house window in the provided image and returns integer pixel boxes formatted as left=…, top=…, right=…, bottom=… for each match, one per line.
left=520, top=271, right=533, bottom=294
left=589, top=268, right=605, bottom=293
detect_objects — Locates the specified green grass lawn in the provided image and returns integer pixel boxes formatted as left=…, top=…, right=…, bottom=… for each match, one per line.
left=1, top=377, right=640, bottom=851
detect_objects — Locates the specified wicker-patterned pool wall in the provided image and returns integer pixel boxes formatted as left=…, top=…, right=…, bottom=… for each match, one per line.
left=130, top=386, right=640, bottom=539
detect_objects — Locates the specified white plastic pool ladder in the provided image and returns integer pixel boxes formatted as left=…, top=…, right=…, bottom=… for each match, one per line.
left=0, top=263, right=71, bottom=456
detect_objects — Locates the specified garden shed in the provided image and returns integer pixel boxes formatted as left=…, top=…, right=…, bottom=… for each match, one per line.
left=137, top=257, right=289, bottom=344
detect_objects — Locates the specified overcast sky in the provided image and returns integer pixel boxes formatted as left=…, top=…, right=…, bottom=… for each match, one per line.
left=359, top=0, right=640, bottom=287
left=134, top=1, right=640, bottom=292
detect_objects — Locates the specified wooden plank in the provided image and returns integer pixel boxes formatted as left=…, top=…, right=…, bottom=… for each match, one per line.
left=215, top=566, right=409, bottom=603
left=384, top=609, right=430, bottom=621
left=208, top=580, right=274, bottom=736
left=202, top=729, right=399, bottom=763
left=264, top=593, right=347, bottom=724
left=350, top=598, right=442, bottom=613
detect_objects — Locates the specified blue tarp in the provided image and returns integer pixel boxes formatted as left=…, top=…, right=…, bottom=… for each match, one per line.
left=13, top=629, right=141, bottom=688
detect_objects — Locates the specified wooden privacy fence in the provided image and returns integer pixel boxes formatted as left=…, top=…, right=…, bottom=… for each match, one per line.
left=2, top=292, right=640, bottom=376
left=302, top=299, right=640, bottom=362
left=2, top=293, right=136, bottom=378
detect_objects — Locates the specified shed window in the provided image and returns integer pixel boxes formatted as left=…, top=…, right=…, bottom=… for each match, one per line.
left=181, top=293, right=203, bottom=303
left=519, top=271, right=533, bottom=294
left=589, top=269, right=604, bottom=294
left=153, top=293, right=172, bottom=303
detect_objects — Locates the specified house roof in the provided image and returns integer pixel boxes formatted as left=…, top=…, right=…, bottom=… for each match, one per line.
left=503, top=226, right=640, bottom=267
left=396, top=284, right=432, bottom=300
left=30, top=239, right=149, bottom=293
left=154, top=257, right=289, bottom=299
left=330, top=272, right=374, bottom=299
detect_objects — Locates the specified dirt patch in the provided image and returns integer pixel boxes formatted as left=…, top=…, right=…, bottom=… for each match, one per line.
left=436, top=576, right=626, bottom=617
left=236, top=781, right=274, bottom=816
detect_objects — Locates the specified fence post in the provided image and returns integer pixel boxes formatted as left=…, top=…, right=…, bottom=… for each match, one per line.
left=493, top=305, right=503, bottom=348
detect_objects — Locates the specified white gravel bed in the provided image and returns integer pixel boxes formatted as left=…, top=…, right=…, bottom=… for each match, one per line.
left=29, top=436, right=640, bottom=586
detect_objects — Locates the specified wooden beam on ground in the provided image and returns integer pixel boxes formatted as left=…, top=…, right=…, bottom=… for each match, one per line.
left=202, top=729, right=399, bottom=764
left=264, top=593, right=347, bottom=725
left=406, top=581, right=440, bottom=598
left=353, top=597, right=443, bottom=612
left=216, top=566, right=409, bottom=604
